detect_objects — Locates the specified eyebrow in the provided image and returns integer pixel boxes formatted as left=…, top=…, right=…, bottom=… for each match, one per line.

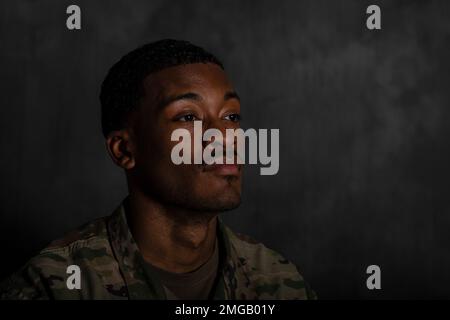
left=224, top=91, right=240, bottom=102
left=158, top=90, right=240, bottom=110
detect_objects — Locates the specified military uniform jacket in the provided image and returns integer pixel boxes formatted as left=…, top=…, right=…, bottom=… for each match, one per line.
left=0, top=202, right=315, bottom=300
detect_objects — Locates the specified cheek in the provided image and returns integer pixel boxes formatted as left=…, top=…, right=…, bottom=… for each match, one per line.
left=167, top=125, right=199, bottom=163
left=143, top=136, right=194, bottom=175
left=137, top=121, right=174, bottom=158
left=137, top=121, right=201, bottom=176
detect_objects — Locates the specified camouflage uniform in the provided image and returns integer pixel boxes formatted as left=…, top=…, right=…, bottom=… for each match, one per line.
left=0, top=201, right=316, bottom=300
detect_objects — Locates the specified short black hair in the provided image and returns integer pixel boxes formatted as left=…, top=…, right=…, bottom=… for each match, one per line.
left=100, top=39, right=224, bottom=137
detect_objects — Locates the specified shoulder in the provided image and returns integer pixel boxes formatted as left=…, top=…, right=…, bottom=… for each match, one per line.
left=33, top=216, right=113, bottom=270
left=224, top=226, right=316, bottom=299
left=0, top=217, right=119, bottom=300
left=43, top=216, right=111, bottom=261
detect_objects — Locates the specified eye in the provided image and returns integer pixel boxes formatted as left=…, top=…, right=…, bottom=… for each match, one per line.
left=224, top=113, right=241, bottom=122
left=177, top=114, right=198, bottom=122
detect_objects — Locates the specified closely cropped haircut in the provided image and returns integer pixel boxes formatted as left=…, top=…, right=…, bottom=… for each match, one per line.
left=100, top=39, right=224, bottom=137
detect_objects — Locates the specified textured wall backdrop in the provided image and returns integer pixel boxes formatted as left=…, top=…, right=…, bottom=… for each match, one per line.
left=1, top=0, right=449, bottom=299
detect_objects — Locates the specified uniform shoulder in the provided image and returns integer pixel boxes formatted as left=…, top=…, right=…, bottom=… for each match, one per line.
left=224, top=226, right=316, bottom=299
left=45, top=216, right=108, bottom=252
left=228, top=228, right=299, bottom=276
left=0, top=216, right=114, bottom=300
left=29, top=216, right=113, bottom=266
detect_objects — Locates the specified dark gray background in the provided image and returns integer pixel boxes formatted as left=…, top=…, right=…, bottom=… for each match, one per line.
left=1, top=0, right=449, bottom=299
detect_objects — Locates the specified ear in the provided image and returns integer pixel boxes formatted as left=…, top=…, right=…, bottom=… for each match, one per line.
left=105, top=130, right=136, bottom=170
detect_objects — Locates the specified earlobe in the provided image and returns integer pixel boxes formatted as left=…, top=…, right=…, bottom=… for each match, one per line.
left=105, top=131, right=135, bottom=170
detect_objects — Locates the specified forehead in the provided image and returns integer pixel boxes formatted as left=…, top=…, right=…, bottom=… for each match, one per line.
left=142, top=63, right=233, bottom=103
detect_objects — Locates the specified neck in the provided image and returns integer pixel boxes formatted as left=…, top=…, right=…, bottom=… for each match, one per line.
left=127, top=189, right=218, bottom=274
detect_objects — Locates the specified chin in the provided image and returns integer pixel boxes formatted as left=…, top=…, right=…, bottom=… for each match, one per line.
left=207, top=184, right=242, bottom=211
left=190, top=185, right=242, bottom=212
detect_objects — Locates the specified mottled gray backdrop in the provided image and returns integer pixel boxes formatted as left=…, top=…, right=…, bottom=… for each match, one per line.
left=1, top=0, right=449, bottom=299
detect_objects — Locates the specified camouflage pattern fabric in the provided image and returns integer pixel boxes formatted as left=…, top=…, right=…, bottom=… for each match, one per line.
left=0, top=201, right=316, bottom=300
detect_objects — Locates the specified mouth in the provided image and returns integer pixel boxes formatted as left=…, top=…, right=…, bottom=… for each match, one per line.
left=202, top=163, right=240, bottom=176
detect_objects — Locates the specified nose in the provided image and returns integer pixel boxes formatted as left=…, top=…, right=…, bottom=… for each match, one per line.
left=202, top=118, right=238, bottom=163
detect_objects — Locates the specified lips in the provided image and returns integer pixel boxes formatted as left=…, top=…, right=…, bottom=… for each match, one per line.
left=202, top=163, right=240, bottom=176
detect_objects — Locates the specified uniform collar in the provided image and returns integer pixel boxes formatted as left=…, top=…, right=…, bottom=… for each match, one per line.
left=106, top=199, right=247, bottom=300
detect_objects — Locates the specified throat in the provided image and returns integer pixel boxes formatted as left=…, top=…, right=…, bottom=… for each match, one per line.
left=142, top=223, right=217, bottom=273
left=131, top=210, right=218, bottom=273
left=126, top=191, right=219, bottom=273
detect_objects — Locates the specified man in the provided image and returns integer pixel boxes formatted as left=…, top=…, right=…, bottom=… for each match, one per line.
left=0, top=39, right=315, bottom=300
